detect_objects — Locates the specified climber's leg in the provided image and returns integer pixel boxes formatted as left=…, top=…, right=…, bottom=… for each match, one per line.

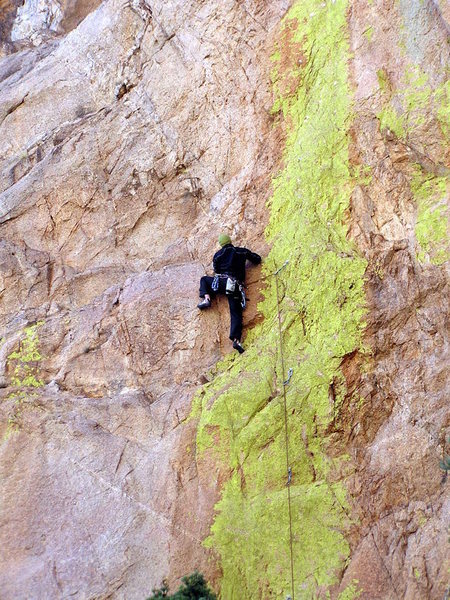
left=199, top=276, right=215, bottom=298
left=227, top=294, right=243, bottom=346
left=198, top=276, right=214, bottom=309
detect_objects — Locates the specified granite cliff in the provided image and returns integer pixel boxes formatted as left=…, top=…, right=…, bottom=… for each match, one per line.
left=0, top=0, right=448, bottom=598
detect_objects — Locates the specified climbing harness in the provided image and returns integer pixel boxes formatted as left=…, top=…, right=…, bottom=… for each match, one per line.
left=212, top=273, right=246, bottom=308
left=210, top=274, right=237, bottom=295
left=273, top=259, right=295, bottom=600
left=225, top=276, right=236, bottom=295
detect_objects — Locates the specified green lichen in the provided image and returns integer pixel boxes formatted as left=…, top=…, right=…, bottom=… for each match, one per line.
left=363, top=27, right=374, bottom=43
left=352, top=164, right=373, bottom=187
left=435, top=79, right=450, bottom=141
left=403, top=68, right=433, bottom=130
left=5, top=321, right=44, bottom=436
left=375, top=64, right=449, bottom=266
left=377, top=65, right=448, bottom=143
left=417, top=512, right=428, bottom=527
left=193, top=1, right=368, bottom=598
left=376, top=68, right=391, bottom=95
left=377, top=105, right=406, bottom=138
left=411, top=167, right=449, bottom=265
left=8, top=322, right=44, bottom=364
left=337, top=580, right=362, bottom=599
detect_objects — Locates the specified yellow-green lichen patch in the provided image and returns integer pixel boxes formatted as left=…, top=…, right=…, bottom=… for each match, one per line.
left=193, top=0, right=368, bottom=598
left=4, top=321, right=45, bottom=437
left=411, top=167, right=449, bottom=265
left=435, top=79, right=450, bottom=142
left=337, top=580, right=362, bottom=599
left=375, top=65, right=449, bottom=267
left=377, top=104, right=406, bottom=139
left=350, top=164, right=374, bottom=192
left=363, top=26, right=374, bottom=43
left=376, top=68, right=391, bottom=95
left=377, top=65, right=448, bottom=144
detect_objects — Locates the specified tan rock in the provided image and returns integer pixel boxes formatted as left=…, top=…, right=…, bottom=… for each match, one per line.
left=0, top=0, right=283, bottom=597
left=0, top=0, right=448, bottom=598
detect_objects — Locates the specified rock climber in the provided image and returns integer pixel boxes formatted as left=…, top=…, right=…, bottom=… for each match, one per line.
left=197, top=233, right=261, bottom=353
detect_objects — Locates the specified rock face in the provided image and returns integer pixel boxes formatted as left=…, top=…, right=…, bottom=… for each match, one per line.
left=0, top=1, right=448, bottom=599
left=341, top=3, right=449, bottom=598
left=0, top=0, right=284, bottom=597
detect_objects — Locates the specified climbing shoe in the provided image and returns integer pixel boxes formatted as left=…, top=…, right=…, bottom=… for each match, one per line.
left=197, top=298, right=211, bottom=310
left=233, top=340, right=245, bottom=354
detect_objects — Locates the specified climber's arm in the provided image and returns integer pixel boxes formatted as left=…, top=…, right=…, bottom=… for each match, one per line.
left=246, top=249, right=262, bottom=265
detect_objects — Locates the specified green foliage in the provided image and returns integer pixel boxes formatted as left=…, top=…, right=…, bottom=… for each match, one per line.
left=439, top=456, right=450, bottom=472
left=4, top=321, right=44, bottom=438
left=147, top=580, right=169, bottom=599
left=192, top=0, right=368, bottom=597
left=147, top=573, right=216, bottom=600
left=439, top=455, right=449, bottom=484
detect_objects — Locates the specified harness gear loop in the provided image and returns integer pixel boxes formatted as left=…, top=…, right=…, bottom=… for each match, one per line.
left=225, top=276, right=236, bottom=295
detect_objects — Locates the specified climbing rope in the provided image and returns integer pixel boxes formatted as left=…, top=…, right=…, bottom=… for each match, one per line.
left=273, top=260, right=295, bottom=600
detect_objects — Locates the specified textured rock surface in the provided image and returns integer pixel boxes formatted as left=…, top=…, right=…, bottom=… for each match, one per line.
left=0, top=0, right=284, bottom=597
left=189, top=1, right=449, bottom=598
left=341, top=2, right=449, bottom=598
left=0, top=0, right=448, bottom=599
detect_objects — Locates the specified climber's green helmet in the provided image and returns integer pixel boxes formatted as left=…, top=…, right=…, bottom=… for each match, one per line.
left=218, top=233, right=232, bottom=247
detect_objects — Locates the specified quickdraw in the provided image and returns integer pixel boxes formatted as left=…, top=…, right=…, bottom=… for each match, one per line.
left=239, top=283, right=246, bottom=309
left=211, top=275, right=220, bottom=292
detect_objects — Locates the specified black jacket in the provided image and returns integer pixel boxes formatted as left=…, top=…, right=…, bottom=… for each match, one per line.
left=213, top=244, right=261, bottom=282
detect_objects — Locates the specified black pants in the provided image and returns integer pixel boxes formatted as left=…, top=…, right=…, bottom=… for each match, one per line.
left=199, top=276, right=243, bottom=341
